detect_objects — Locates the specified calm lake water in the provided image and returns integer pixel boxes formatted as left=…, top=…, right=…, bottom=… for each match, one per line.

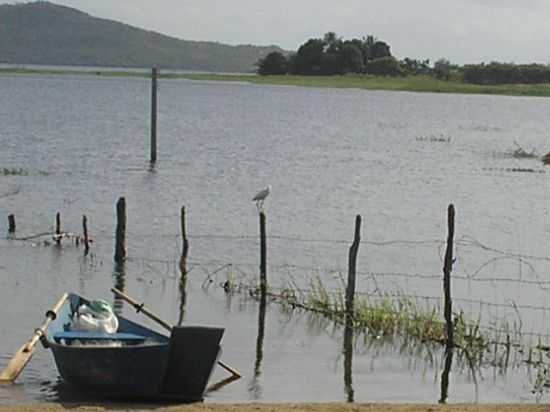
left=1, top=73, right=550, bottom=404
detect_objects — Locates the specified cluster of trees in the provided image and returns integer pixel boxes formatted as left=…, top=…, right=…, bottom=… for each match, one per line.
left=257, top=32, right=458, bottom=79
left=257, top=32, right=397, bottom=76
left=258, top=32, right=550, bottom=85
left=463, top=62, right=550, bottom=85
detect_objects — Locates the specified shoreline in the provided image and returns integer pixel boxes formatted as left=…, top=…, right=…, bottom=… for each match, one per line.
left=2, top=67, right=550, bottom=97
left=0, top=403, right=549, bottom=412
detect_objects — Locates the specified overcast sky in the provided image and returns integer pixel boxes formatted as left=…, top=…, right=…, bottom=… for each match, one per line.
left=3, top=0, right=550, bottom=64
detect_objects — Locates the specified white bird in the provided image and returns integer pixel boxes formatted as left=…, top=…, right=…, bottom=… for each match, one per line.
left=252, top=186, right=271, bottom=212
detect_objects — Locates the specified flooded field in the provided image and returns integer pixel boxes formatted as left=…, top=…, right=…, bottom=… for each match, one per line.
left=2, top=73, right=550, bottom=404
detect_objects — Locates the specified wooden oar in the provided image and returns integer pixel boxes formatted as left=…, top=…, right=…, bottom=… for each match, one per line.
left=111, top=288, right=242, bottom=379
left=0, top=293, right=68, bottom=383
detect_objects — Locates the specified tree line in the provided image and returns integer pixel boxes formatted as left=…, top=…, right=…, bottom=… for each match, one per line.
left=257, top=32, right=550, bottom=85
left=257, top=32, right=456, bottom=79
left=257, top=32, right=402, bottom=76
left=462, top=62, right=550, bottom=85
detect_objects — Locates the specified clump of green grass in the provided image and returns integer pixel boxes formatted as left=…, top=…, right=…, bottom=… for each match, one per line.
left=223, top=271, right=550, bottom=383
left=510, top=142, right=538, bottom=159
left=250, top=274, right=482, bottom=349
left=1, top=167, right=29, bottom=176
left=416, top=134, right=451, bottom=143
left=235, top=275, right=527, bottom=359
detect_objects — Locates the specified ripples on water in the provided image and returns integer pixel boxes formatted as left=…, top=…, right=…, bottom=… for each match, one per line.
left=1, top=74, right=550, bottom=403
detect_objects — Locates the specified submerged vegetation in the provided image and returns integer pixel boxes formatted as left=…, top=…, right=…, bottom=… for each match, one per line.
left=225, top=273, right=540, bottom=374
left=1, top=167, right=29, bottom=176
left=0, top=167, right=49, bottom=176
left=258, top=276, right=550, bottom=397
left=416, top=134, right=452, bottom=143
left=509, top=142, right=539, bottom=159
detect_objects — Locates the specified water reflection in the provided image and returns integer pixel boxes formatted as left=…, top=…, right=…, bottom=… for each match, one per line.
left=439, top=346, right=453, bottom=403
left=48, top=378, right=106, bottom=403
left=177, top=275, right=187, bottom=327
left=343, top=320, right=354, bottom=403
left=248, top=292, right=266, bottom=399
left=112, top=263, right=126, bottom=315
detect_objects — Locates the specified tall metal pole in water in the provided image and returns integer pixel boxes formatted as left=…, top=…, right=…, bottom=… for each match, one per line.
left=151, top=67, right=158, bottom=164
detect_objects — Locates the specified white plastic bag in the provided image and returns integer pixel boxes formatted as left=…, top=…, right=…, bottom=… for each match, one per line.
left=71, top=299, right=119, bottom=334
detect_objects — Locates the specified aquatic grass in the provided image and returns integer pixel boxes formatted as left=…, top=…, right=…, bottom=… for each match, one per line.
left=217, top=269, right=550, bottom=398
left=0, top=167, right=50, bottom=176
left=510, top=142, right=539, bottom=159
left=415, top=134, right=451, bottom=143
left=1, top=167, right=29, bottom=176
left=306, top=275, right=342, bottom=316
left=228, top=271, right=479, bottom=346
left=221, top=268, right=550, bottom=396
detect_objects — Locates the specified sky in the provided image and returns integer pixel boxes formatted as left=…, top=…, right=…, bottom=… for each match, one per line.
left=3, top=0, right=550, bottom=64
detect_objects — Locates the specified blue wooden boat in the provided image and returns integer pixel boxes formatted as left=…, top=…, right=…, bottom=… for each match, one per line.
left=43, top=293, right=224, bottom=402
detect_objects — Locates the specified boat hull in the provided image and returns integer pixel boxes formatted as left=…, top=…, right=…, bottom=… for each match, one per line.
left=50, top=342, right=170, bottom=398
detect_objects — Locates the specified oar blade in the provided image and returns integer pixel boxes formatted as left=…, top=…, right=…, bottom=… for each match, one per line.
left=0, top=293, right=68, bottom=384
left=0, top=344, right=34, bottom=383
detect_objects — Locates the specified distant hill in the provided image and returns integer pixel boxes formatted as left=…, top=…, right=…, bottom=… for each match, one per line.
left=0, top=1, right=284, bottom=73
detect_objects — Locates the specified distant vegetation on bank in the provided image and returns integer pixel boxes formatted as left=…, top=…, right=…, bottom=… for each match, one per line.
left=179, top=73, right=550, bottom=97
left=257, top=32, right=550, bottom=86
left=0, top=1, right=282, bottom=73
left=3, top=1, right=550, bottom=93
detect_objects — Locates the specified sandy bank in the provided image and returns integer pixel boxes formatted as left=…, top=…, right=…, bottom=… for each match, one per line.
left=0, top=403, right=548, bottom=412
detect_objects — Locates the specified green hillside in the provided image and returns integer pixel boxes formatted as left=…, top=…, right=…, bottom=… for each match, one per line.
left=0, top=1, right=283, bottom=72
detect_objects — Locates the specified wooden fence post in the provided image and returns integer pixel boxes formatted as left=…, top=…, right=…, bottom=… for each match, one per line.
left=114, top=197, right=127, bottom=263
left=259, top=211, right=267, bottom=294
left=82, top=215, right=90, bottom=256
left=179, top=206, right=189, bottom=277
left=150, top=67, right=158, bottom=164
left=342, top=214, right=361, bottom=403
left=439, top=204, right=455, bottom=404
left=345, top=215, right=362, bottom=317
left=55, top=212, right=61, bottom=245
left=443, top=204, right=455, bottom=348
left=7, top=214, right=15, bottom=234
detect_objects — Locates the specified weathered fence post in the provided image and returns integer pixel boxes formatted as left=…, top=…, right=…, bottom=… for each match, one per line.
left=439, top=204, right=455, bottom=404
left=259, top=211, right=267, bottom=294
left=114, top=197, right=127, bottom=263
left=55, top=212, right=61, bottom=245
left=345, top=215, right=362, bottom=317
left=150, top=67, right=158, bottom=164
left=179, top=206, right=189, bottom=277
left=343, top=214, right=361, bottom=404
left=82, top=215, right=90, bottom=256
left=443, top=204, right=455, bottom=348
left=7, top=214, right=15, bottom=234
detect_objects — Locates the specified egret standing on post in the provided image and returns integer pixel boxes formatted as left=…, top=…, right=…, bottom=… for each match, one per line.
left=252, top=186, right=270, bottom=212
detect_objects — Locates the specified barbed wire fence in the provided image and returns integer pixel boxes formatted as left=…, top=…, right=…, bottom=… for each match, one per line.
left=5, top=203, right=550, bottom=392
left=6, top=217, right=550, bottom=337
